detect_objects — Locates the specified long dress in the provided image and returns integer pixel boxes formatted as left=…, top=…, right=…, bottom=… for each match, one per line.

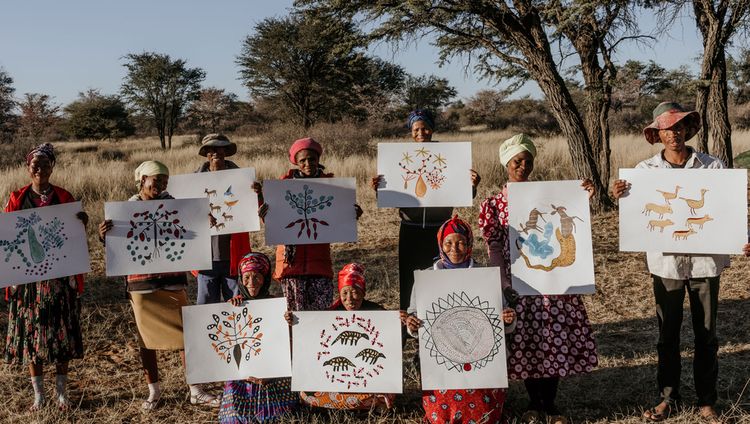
left=478, top=190, right=598, bottom=380
left=4, top=185, right=84, bottom=365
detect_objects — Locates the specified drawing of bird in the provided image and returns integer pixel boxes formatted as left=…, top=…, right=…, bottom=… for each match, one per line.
left=224, top=185, right=233, bottom=196
left=679, top=188, right=708, bottom=215
left=224, top=199, right=239, bottom=211
left=655, top=185, right=681, bottom=204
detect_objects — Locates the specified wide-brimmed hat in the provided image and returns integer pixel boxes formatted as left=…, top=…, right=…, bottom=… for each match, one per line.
left=198, top=133, right=237, bottom=157
left=643, top=102, right=701, bottom=145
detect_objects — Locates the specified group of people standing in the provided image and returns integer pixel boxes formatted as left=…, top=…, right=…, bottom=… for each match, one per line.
left=3, top=102, right=743, bottom=424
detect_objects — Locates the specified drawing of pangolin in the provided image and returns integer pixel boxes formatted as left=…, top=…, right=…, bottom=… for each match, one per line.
left=323, top=356, right=355, bottom=371
left=331, top=331, right=369, bottom=346
left=355, top=348, right=386, bottom=365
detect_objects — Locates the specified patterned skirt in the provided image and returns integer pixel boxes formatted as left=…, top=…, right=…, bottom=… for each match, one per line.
left=508, top=295, right=598, bottom=380
left=300, top=391, right=394, bottom=410
left=280, top=276, right=333, bottom=311
left=4, top=278, right=84, bottom=365
left=423, top=388, right=506, bottom=424
left=219, top=378, right=298, bottom=423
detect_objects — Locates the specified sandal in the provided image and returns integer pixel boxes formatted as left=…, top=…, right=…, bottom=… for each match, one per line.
left=642, top=401, right=674, bottom=422
left=521, top=410, right=543, bottom=424
left=57, top=395, right=71, bottom=411
left=141, top=396, right=161, bottom=411
left=548, top=415, right=569, bottom=424
left=190, top=391, right=220, bottom=407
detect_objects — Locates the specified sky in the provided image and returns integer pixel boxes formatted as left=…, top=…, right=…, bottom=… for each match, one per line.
left=0, top=1, right=723, bottom=106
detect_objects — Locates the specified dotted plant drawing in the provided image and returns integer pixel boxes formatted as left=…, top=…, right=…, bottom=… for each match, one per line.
left=642, top=187, right=710, bottom=241
left=316, top=313, right=386, bottom=390
left=206, top=307, right=263, bottom=369
left=399, top=147, right=448, bottom=197
left=516, top=204, right=582, bottom=272
left=126, top=203, right=187, bottom=265
left=0, top=212, right=69, bottom=277
left=421, top=292, right=503, bottom=373
left=284, top=185, right=333, bottom=240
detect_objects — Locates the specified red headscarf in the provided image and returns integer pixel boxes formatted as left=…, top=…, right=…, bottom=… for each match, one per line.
left=238, top=252, right=271, bottom=280
left=437, top=215, right=474, bottom=266
left=338, top=262, right=366, bottom=294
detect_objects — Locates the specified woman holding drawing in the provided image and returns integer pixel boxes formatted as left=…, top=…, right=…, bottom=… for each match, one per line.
left=219, top=252, right=298, bottom=423
left=254, top=137, right=362, bottom=312
left=612, top=103, right=735, bottom=424
left=477, top=134, right=598, bottom=424
left=297, top=262, right=395, bottom=411
left=194, top=133, right=251, bottom=305
left=370, top=109, right=481, bottom=342
left=404, top=216, right=516, bottom=423
left=98, top=160, right=219, bottom=410
left=4, top=143, right=86, bottom=411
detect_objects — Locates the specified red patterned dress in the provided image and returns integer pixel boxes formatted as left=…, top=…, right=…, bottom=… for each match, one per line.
left=478, top=189, right=598, bottom=380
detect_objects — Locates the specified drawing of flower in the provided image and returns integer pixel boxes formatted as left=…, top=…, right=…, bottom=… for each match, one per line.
left=126, top=203, right=187, bottom=265
left=284, top=185, right=333, bottom=239
left=207, top=308, right=263, bottom=369
left=398, top=148, right=448, bottom=197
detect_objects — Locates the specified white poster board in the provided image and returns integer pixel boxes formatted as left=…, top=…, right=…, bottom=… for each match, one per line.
left=291, top=310, right=402, bottom=393
left=414, top=267, right=508, bottom=390
left=508, top=180, right=595, bottom=295
left=376, top=142, right=473, bottom=207
left=263, top=178, right=357, bottom=245
left=104, top=198, right=212, bottom=276
left=183, top=298, right=291, bottom=384
left=619, top=168, right=747, bottom=254
left=168, top=168, right=260, bottom=235
left=0, top=202, right=90, bottom=288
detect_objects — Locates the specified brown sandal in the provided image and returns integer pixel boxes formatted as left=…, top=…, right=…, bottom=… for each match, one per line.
left=642, top=401, right=673, bottom=422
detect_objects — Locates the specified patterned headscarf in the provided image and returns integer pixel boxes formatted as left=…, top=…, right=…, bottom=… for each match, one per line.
left=338, top=263, right=366, bottom=294
left=437, top=215, right=474, bottom=268
left=26, top=143, right=56, bottom=166
left=134, top=160, right=169, bottom=188
left=237, top=252, right=272, bottom=299
left=407, top=109, right=435, bottom=130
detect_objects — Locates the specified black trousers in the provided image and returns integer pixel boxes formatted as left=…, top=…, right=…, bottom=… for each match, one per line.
left=399, top=223, right=440, bottom=345
left=652, top=274, right=719, bottom=406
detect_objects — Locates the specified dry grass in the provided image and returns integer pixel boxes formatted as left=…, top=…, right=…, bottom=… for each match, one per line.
left=1, top=130, right=750, bottom=423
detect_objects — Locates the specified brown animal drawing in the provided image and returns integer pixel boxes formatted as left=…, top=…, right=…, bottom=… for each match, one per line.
left=550, top=204, right=583, bottom=237
left=655, top=185, right=682, bottom=204
left=647, top=219, right=674, bottom=233
left=679, top=189, right=708, bottom=215
left=517, top=227, right=576, bottom=272
left=672, top=228, right=697, bottom=240
left=215, top=222, right=226, bottom=230
left=642, top=203, right=673, bottom=219
left=685, top=214, right=713, bottom=229
left=519, top=208, right=547, bottom=235
left=209, top=203, right=221, bottom=214
left=222, top=212, right=234, bottom=222
left=204, top=188, right=217, bottom=198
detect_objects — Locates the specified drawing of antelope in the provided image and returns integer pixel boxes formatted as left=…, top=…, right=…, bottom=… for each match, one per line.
left=204, top=188, right=217, bottom=198
left=550, top=204, right=583, bottom=237
left=215, top=222, right=226, bottom=230
left=209, top=203, right=221, bottom=214
left=519, top=208, right=547, bottom=235
left=672, top=228, right=697, bottom=240
left=647, top=219, right=674, bottom=233
left=222, top=212, right=234, bottom=222
left=686, top=214, right=713, bottom=229
left=642, top=203, right=673, bottom=219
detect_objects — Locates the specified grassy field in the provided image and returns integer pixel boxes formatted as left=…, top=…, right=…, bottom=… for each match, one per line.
left=1, top=130, right=750, bottom=423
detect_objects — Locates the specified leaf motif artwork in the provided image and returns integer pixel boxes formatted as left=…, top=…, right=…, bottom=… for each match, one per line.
left=183, top=298, right=291, bottom=384
left=508, top=181, right=595, bottom=295
left=263, top=178, right=357, bottom=245
left=168, top=168, right=261, bottom=235
left=414, top=267, right=508, bottom=390
left=0, top=202, right=90, bottom=288
left=104, top=198, right=212, bottom=276
left=619, top=168, right=747, bottom=254
left=292, top=311, right=402, bottom=393
left=377, top=142, right=473, bottom=207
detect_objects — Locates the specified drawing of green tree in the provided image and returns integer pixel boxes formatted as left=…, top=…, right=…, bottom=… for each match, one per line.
left=284, top=185, right=333, bottom=239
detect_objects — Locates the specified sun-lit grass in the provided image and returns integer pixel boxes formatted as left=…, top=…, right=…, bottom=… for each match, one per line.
left=1, top=129, right=749, bottom=423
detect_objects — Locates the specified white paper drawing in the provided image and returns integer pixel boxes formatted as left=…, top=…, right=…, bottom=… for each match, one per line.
left=291, top=311, right=402, bottom=393
left=263, top=178, right=357, bottom=245
left=619, top=168, right=747, bottom=254
left=376, top=142, right=473, bottom=207
left=508, top=180, right=595, bottom=295
left=183, top=298, right=291, bottom=384
left=414, top=267, right=508, bottom=390
left=168, top=168, right=260, bottom=235
left=0, top=202, right=90, bottom=288
left=104, top=198, right=212, bottom=276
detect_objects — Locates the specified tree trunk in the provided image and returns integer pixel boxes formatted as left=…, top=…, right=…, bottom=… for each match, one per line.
left=693, top=0, right=721, bottom=154
left=708, top=56, right=733, bottom=166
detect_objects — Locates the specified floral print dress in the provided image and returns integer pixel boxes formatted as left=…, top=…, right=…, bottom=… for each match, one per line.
left=478, top=190, right=597, bottom=380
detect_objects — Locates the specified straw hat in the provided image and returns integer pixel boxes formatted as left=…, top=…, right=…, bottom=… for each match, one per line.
left=198, top=133, right=237, bottom=157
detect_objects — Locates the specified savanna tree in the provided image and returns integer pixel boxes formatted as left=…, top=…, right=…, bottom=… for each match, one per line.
left=17, top=93, right=61, bottom=141
left=0, top=68, right=15, bottom=143
left=63, top=89, right=135, bottom=141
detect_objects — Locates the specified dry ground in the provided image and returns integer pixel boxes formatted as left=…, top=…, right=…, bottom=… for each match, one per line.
left=1, top=130, right=750, bottom=423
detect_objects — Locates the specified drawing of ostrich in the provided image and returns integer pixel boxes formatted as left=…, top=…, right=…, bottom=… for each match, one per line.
left=655, top=185, right=682, bottom=204
left=679, top=189, right=708, bottom=215
left=323, top=356, right=355, bottom=371
left=519, top=208, right=547, bottom=235
left=550, top=205, right=583, bottom=237
left=355, top=348, right=386, bottom=365
left=204, top=188, right=217, bottom=198
left=332, top=331, right=369, bottom=346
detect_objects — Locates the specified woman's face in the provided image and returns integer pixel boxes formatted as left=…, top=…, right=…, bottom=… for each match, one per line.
left=205, top=147, right=226, bottom=170
left=340, top=285, right=364, bottom=311
left=441, top=233, right=469, bottom=264
left=295, top=149, right=320, bottom=176
left=28, top=156, right=53, bottom=187
left=507, top=151, right=534, bottom=183
left=658, top=120, right=687, bottom=152
left=140, top=174, right=169, bottom=200
left=242, top=271, right=265, bottom=297
left=411, top=120, right=433, bottom=143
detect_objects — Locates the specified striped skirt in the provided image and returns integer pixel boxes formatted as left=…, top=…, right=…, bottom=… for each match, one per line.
left=219, top=378, right=298, bottom=423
